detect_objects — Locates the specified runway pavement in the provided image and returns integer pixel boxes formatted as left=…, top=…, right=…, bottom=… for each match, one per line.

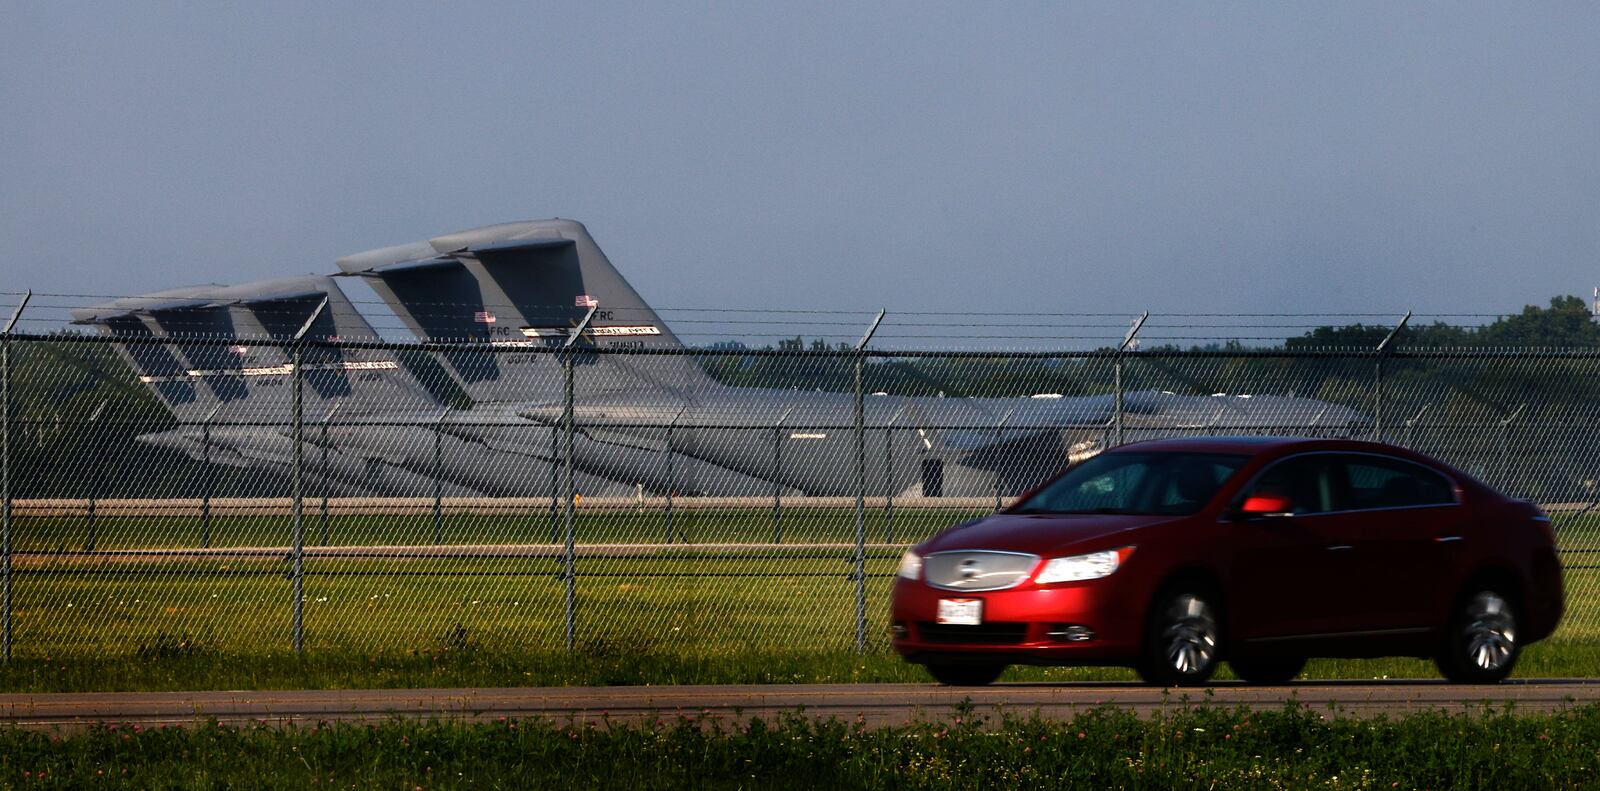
left=5, top=680, right=1600, bottom=729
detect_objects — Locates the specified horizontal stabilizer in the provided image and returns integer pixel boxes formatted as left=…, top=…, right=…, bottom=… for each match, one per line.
left=233, top=289, right=326, bottom=306
left=334, top=240, right=441, bottom=274
left=69, top=286, right=225, bottom=326
left=356, top=256, right=462, bottom=275
left=468, top=237, right=574, bottom=255
left=70, top=298, right=212, bottom=324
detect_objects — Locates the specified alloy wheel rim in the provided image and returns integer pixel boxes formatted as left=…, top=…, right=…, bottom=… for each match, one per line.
left=1463, top=591, right=1517, bottom=671
left=1162, top=593, right=1218, bottom=674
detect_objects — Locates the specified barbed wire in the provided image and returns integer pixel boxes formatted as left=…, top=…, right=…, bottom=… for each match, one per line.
left=0, top=290, right=1544, bottom=319
left=10, top=289, right=1600, bottom=354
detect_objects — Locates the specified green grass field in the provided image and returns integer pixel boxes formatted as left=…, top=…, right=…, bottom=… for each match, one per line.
left=8, top=505, right=992, bottom=550
left=4, top=508, right=1600, bottom=691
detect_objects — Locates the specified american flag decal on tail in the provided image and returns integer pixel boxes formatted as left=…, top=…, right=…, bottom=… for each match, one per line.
left=474, top=311, right=497, bottom=324
left=575, top=295, right=599, bottom=308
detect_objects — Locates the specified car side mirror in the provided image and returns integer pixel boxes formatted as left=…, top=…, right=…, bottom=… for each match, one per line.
left=1238, top=492, right=1294, bottom=519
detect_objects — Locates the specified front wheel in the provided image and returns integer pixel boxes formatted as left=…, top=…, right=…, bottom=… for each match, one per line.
left=1436, top=589, right=1520, bottom=684
left=1138, top=588, right=1222, bottom=686
left=924, top=662, right=1006, bottom=686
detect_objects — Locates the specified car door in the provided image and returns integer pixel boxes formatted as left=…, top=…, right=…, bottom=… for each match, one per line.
left=1227, top=453, right=1368, bottom=640
left=1334, top=453, right=1464, bottom=630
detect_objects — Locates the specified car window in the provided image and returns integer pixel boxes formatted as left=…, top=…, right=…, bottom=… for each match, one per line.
left=1147, top=459, right=1246, bottom=512
left=1012, top=452, right=1248, bottom=516
left=1337, top=455, right=1455, bottom=509
left=1242, top=454, right=1339, bottom=515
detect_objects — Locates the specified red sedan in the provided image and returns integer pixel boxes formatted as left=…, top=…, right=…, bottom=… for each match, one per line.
left=890, top=436, right=1564, bottom=686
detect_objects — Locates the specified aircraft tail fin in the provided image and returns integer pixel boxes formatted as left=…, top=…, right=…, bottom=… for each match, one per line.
left=337, top=219, right=715, bottom=403
left=72, top=287, right=228, bottom=424
left=73, top=276, right=440, bottom=424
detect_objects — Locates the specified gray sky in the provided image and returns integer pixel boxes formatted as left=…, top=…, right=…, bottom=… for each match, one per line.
left=4, top=2, right=1598, bottom=340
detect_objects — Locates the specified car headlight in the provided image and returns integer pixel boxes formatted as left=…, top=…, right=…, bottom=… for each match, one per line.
left=1034, top=547, right=1134, bottom=584
left=896, top=550, right=923, bottom=580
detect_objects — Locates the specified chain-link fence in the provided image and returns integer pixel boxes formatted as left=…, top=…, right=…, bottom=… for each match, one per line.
left=4, top=330, right=1600, bottom=660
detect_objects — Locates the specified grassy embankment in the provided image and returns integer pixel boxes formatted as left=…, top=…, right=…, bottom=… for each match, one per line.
left=2, top=508, right=1597, bottom=691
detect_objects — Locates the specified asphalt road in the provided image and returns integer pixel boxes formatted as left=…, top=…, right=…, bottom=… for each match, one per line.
left=5, top=680, right=1600, bottom=729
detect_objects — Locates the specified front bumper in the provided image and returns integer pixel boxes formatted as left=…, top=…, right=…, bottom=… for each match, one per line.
left=889, top=575, right=1144, bottom=664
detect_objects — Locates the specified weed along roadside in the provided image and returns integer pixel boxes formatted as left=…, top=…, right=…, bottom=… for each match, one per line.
left=4, top=702, right=1600, bottom=788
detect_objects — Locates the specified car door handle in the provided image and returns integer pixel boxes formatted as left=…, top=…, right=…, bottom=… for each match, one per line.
left=1434, top=535, right=1464, bottom=543
left=1327, top=544, right=1354, bottom=551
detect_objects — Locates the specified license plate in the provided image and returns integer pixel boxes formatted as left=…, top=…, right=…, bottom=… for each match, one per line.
left=937, top=598, right=983, bottom=626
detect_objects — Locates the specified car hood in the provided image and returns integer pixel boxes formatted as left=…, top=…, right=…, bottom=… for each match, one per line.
left=919, top=512, right=1183, bottom=557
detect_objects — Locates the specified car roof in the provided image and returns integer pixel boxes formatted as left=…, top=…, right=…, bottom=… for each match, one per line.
left=1107, top=435, right=1407, bottom=457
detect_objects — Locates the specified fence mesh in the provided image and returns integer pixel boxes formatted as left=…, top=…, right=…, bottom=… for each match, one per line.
left=4, top=333, right=1599, bottom=659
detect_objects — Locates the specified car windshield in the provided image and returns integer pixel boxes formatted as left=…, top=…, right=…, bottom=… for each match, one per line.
left=1010, top=452, right=1249, bottom=516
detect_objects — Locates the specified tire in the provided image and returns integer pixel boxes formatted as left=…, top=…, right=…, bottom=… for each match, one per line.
left=1229, top=656, right=1305, bottom=685
left=925, top=662, right=1006, bottom=686
left=1436, top=588, right=1520, bottom=684
left=1138, top=587, right=1222, bottom=686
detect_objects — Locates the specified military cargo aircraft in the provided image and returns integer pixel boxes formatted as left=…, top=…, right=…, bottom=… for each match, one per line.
left=73, top=219, right=1365, bottom=501
left=336, top=219, right=1367, bottom=497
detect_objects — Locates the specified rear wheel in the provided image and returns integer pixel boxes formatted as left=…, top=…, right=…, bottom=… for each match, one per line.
left=924, top=662, right=1006, bottom=686
left=1436, top=589, right=1520, bottom=684
left=1228, top=656, right=1305, bottom=685
left=1138, top=588, right=1222, bottom=686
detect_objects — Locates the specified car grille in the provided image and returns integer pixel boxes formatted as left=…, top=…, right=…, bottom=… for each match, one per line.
left=916, top=622, right=1029, bottom=645
left=923, top=550, right=1040, bottom=591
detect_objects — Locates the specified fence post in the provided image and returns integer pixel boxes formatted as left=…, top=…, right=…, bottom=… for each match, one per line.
left=1498, top=404, right=1526, bottom=491
left=664, top=406, right=685, bottom=544
left=0, top=333, right=8, bottom=662
left=1373, top=357, right=1383, bottom=442
left=200, top=403, right=218, bottom=549
left=854, top=310, right=884, bottom=654
left=2, top=291, right=26, bottom=660
left=993, top=409, right=1013, bottom=512
left=319, top=403, right=339, bottom=547
left=1374, top=312, right=1411, bottom=443
left=563, top=306, right=596, bottom=652
left=290, top=297, right=326, bottom=654
left=1113, top=360, right=1123, bottom=446
left=563, top=348, right=575, bottom=650
left=1113, top=313, right=1147, bottom=448
left=83, top=399, right=107, bottom=552
left=1403, top=403, right=1431, bottom=449
left=291, top=339, right=305, bottom=652
left=431, top=410, right=446, bottom=545
left=771, top=407, right=792, bottom=544
left=883, top=408, right=902, bottom=544
left=200, top=419, right=211, bottom=546
left=548, top=423, right=559, bottom=544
